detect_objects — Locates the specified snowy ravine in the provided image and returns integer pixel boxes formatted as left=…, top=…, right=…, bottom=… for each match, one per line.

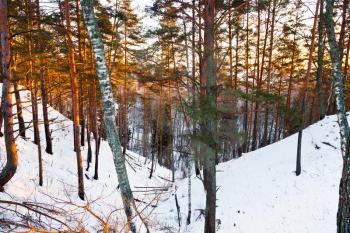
left=0, top=86, right=172, bottom=232
left=0, top=84, right=344, bottom=233
left=156, top=115, right=343, bottom=233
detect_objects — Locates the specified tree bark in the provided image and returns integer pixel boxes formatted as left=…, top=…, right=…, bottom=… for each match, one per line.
left=284, top=31, right=297, bottom=137
left=13, top=80, right=26, bottom=138
left=325, top=0, right=350, bottom=232
left=86, top=111, right=92, bottom=171
left=64, top=0, right=85, bottom=200
left=0, top=99, right=4, bottom=137
left=201, top=0, right=216, bottom=232
left=316, top=0, right=326, bottom=120
left=36, top=0, right=53, bottom=155
left=80, top=1, right=138, bottom=231
left=39, top=68, right=53, bottom=154
left=338, top=0, right=349, bottom=66
left=0, top=0, right=19, bottom=190
left=261, top=0, right=277, bottom=147
left=252, top=1, right=271, bottom=150
left=75, top=0, right=85, bottom=147
left=93, top=133, right=101, bottom=180
left=26, top=0, right=39, bottom=146
left=243, top=5, right=249, bottom=152
left=296, top=0, right=319, bottom=176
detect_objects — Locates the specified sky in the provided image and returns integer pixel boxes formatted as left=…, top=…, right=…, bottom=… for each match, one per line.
left=133, top=0, right=153, bottom=9
left=101, top=0, right=157, bottom=30
left=40, top=0, right=157, bottom=29
left=132, top=0, right=157, bottom=30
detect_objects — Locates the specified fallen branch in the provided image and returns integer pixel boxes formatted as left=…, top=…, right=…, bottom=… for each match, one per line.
left=321, top=141, right=337, bottom=149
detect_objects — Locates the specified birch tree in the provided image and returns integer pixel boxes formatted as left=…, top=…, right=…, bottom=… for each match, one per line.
left=325, top=0, right=350, bottom=231
left=80, top=0, right=141, bottom=232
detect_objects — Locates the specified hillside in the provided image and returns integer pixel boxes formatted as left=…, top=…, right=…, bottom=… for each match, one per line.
left=0, top=86, right=344, bottom=232
left=0, top=87, right=172, bottom=232
left=156, top=115, right=343, bottom=233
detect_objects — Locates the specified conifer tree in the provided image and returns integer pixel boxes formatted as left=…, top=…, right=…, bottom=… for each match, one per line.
left=0, top=0, right=19, bottom=191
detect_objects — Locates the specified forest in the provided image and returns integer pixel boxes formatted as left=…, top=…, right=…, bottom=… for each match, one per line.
left=0, top=0, right=349, bottom=232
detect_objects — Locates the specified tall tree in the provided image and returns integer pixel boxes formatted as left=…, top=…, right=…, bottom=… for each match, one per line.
left=325, top=0, right=350, bottom=231
left=80, top=1, right=145, bottom=232
left=75, top=0, right=86, bottom=147
left=316, top=0, right=326, bottom=120
left=64, top=0, right=85, bottom=200
left=13, top=79, right=26, bottom=138
left=296, top=0, right=319, bottom=176
left=25, top=0, right=40, bottom=146
left=36, top=0, right=53, bottom=155
left=201, top=0, right=217, bottom=232
left=261, top=0, right=277, bottom=146
left=0, top=0, right=19, bottom=191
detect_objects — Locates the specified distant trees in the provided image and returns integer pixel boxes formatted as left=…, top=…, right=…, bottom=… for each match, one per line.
left=118, top=0, right=143, bottom=157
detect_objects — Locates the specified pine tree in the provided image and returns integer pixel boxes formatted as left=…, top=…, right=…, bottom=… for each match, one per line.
left=201, top=0, right=217, bottom=232
left=0, top=0, right=19, bottom=191
left=64, top=0, right=85, bottom=200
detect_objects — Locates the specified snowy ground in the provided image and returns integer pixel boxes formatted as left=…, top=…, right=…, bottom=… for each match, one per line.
left=0, top=85, right=344, bottom=232
left=0, top=87, right=172, bottom=232
left=156, top=115, right=343, bottom=233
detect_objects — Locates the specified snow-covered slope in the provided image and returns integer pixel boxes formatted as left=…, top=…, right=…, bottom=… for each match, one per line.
left=0, top=87, right=172, bottom=232
left=0, top=85, right=344, bottom=232
left=155, top=115, right=343, bottom=233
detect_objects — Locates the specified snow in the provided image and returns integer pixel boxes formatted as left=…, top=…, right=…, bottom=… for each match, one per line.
left=0, top=86, right=172, bottom=231
left=0, top=85, right=344, bottom=232
left=155, top=116, right=343, bottom=233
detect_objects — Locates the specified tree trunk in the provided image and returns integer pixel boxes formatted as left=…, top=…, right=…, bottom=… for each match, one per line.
left=0, top=99, right=3, bottom=137
left=26, top=0, right=39, bottom=146
left=142, top=95, right=149, bottom=159
left=243, top=6, right=249, bottom=152
left=39, top=69, right=53, bottom=154
left=284, top=32, right=297, bottom=137
left=187, top=0, right=196, bottom=224
left=338, top=0, right=349, bottom=66
left=252, top=2, right=271, bottom=150
left=64, top=0, right=85, bottom=200
left=36, top=0, right=52, bottom=155
left=201, top=0, right=216, bottom=232
left=325, top=0, right=350, bottom=232
left=86, top=112, right=92, bottom=171
left=344, top=34, right=350, bottom=82
left=296, top=0, right=319, bottom=176
left=0, top=0, right=18, bottom=191
left=13, top=80, right=26, bottom=138
left=80, top=1, right=138, bottom=231
left=251, top=0, right=260, bottom=151
left=235, top=26, right=239, bottom=90
left=228, top=0, right=233, bottom=87
left=76, top=0, right=85, bottom=147
left=316, top=0, right=326, bottom=120
left=93, top=134, right=101, bottom=180
left=261, top=0, right=277, bottom=147
left=122, top=16, right=128, bottom=156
